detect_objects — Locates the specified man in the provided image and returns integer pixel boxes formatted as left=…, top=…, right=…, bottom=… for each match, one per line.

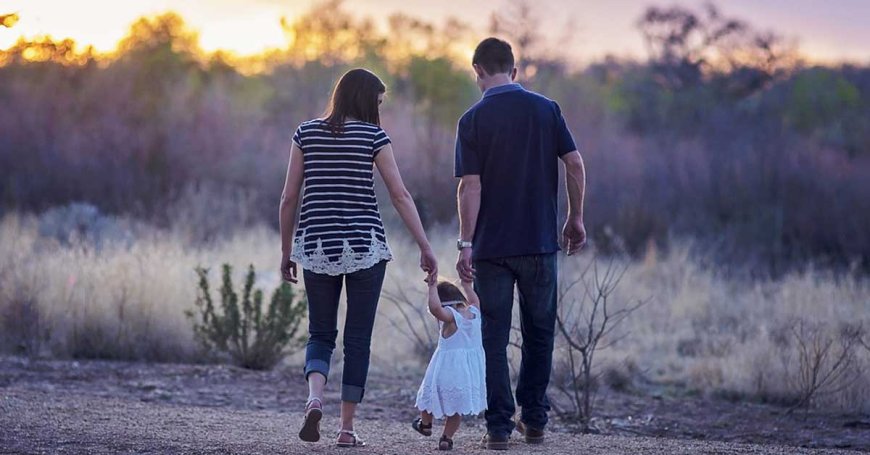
left=454, top=37, right=587, bottom=450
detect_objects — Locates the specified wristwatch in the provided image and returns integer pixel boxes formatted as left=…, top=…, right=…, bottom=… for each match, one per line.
left=457, top=239, right=473, bottom=250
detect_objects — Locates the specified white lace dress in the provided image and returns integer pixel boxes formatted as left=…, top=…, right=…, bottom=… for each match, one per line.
left=415, top=306, right=487, bottom=418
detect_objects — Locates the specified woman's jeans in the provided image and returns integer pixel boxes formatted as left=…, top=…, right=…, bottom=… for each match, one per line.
left=474, top=253, right=558, bottom=438
left=302, top=260, right=387, bottom=403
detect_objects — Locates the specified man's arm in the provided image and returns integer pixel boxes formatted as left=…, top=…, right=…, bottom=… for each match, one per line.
left=561, top=150, right=587, bottom=255
left=457, top=175, right=481, bottom=281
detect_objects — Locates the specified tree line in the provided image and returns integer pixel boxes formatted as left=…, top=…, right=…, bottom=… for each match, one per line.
left=1, top=1, right=868, bottom=273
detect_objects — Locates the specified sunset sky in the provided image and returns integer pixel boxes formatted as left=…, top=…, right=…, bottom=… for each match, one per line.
left=1, top=0, right=869, bottom=64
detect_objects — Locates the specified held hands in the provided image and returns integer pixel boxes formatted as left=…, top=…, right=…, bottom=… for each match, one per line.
left=562, top=215, right=587, bottom=256
left=420, top=246, right=438, bottom=285
left=281, top=253, right=298, bottom=283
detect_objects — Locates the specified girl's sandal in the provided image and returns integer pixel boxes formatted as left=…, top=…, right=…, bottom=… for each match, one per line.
left=336, top=429, right=366, bottom=447
left=412, top=417, right=433, bottom=436
left=438, top=435, right=454, bottom=451
left=298, top=398, right=323, bottom=442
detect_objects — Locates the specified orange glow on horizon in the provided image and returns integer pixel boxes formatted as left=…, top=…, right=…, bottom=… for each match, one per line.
left=0, top=1, right=293, bottom=57
left=1, top=0, right=867, bottom=67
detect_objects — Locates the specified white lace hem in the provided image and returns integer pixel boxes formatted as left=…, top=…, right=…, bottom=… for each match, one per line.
left=415, top=385, right=487, bottom=418
left=290, top=229, right=393, bottom=276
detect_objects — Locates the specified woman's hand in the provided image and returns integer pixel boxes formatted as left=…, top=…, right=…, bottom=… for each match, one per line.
left=281, top=254, right=298, bottom=283
left=420, top=247, right=438, bottom=285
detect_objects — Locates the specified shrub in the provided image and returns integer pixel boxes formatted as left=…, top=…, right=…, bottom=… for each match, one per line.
left=37, top=202, right=136, bottom=248
left=779, top=319, right=865, bottom=413
left=0, top=285, right=46, bottom=356
left=553, top=258, right=647, bottom=432
left=187, top=263, right=307, bottom=370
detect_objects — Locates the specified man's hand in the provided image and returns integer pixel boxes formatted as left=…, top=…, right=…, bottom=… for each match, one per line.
left=456, top=248, right=475, bottom=282
left=562, top=215, right=587, bottom=255
left=281, top=253, right=298, bottom=283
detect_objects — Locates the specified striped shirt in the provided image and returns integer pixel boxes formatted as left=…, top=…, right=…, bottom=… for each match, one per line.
left=290, top=119, right=393, bottom=275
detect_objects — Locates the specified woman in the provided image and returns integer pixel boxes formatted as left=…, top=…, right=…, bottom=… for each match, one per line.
left=279, top=68, right=438, bottom=448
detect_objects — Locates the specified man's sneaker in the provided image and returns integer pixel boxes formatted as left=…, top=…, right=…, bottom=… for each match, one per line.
left=515, top=420, right=545, bottom=444
left=480, top=433, right=510, bottom=450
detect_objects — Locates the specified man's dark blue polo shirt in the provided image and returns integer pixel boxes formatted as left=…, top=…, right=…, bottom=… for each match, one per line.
left=454, top=83, right=577, bottom=260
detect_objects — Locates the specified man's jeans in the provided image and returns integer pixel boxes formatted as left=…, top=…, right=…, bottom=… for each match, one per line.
left=474, top=253, right=557, bottom=438
left=302, top=260, right=387, bottom=403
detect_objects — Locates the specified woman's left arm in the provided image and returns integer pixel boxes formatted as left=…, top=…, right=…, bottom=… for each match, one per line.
left=279, top=143, right=305, bottom=283
left=374, top=143, right=438, bottom=283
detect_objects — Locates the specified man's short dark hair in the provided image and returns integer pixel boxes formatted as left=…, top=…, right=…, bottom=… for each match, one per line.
left=472, top=37, right=514, bottom=76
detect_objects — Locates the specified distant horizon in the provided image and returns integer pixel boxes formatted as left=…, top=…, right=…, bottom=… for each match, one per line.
left=1, top=0, right=869, bottom=66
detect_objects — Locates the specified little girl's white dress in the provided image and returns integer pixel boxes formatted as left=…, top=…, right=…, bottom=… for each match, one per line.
left=415, top=305, right=487, bottom=418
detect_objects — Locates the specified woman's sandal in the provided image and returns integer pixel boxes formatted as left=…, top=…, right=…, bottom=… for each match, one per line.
left=411, top=417, right=433, bottom=436
left=438, top=435, right=454, bottom=451
left=298, top=398, right=323, bottom=442
left=336, top=429, right=366, bottom=447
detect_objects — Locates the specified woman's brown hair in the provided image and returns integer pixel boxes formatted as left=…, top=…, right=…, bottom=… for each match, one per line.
left=323, top=68, right=386, bottom=135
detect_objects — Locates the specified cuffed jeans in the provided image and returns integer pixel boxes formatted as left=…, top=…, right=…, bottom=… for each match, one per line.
left=474, top=253, right=557, bottom=438
left=302, top=260, right=387, bottom=403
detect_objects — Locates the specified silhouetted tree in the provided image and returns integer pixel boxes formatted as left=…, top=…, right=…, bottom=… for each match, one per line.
left=638, top=2, right=795, bottom=94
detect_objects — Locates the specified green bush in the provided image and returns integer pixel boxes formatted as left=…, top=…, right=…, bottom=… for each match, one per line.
left=187, top=264, right=307, bottom=370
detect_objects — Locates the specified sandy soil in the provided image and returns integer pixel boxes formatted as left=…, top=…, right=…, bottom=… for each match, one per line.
left=0, top=356, right=867, bottom=454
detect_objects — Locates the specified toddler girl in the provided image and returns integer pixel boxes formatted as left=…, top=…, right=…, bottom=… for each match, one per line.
left=412, top=279, right=487, bottom=450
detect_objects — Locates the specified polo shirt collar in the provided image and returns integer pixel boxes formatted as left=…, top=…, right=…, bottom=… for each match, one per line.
left=483, top=83, right=523, bottom=98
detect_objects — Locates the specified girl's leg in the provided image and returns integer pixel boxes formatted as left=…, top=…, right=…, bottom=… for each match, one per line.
left=413, top=410, right=434, bottom=436
left=443, top=414, right=462, bottom=438
left=337, top=261, right=387, bottom=443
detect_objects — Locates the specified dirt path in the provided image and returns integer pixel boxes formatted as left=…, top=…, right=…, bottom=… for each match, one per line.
left=0, top=357, right=865, bottom=454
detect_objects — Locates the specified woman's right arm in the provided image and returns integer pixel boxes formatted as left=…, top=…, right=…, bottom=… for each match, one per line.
left=374, top=143, right=438, bottom=282
left=279, top=142, right=305, bottom=283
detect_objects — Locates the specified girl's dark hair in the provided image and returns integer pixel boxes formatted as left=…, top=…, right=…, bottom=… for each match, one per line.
left=437, top=281, right=467, bottom=305
left=323, top=68, right=386, bottom=135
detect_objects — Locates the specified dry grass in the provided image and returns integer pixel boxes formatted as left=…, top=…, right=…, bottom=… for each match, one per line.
left=589, top=246, right=870, bottom=412
left=0, top=213, right=280, bottom=361
left=0, top=211, right=868, bottom=412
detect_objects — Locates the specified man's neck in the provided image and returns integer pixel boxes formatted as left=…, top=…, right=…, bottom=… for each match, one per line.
left=482, top=74, right=515, bottom=92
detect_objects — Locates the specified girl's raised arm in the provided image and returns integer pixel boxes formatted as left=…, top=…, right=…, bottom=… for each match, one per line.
left=460, top=280, right=480, bottom=308
left=428, top=282, right=455, bottom=323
